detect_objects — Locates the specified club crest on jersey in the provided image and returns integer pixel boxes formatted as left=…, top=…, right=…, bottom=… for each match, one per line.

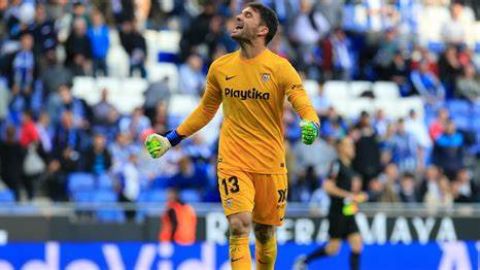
left=226, top=198, right=233, bottom=208
left=261, top=73, right=270, bottom=82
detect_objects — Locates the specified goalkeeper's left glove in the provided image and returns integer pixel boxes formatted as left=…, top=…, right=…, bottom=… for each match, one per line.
left=144, top=130, right=184, bottom=159
left=300, top=120, right=319, bottom=145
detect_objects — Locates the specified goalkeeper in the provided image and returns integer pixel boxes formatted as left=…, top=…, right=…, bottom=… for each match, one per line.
left=145, top=3, right=319, bottom=270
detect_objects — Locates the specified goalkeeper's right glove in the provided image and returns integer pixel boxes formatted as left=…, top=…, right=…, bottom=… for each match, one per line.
left=144, top=130, right=184, bottom=159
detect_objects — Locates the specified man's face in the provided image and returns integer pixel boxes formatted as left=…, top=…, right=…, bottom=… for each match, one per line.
left=231, top=7, right=267, bottom=43
left=339, top=138, right=355, bottom=160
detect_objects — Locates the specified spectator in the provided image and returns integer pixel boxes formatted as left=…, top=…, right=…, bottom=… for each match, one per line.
left=290, top=0, right=330, bottom=78
left=19, top=110, right=47, bottom=200
left=441, top=3, right=469, bottom=45
left=375, top=28, right=401, bottom=78
left=52, top=110, right=82, bottom=160
left=19, top=110, right=39, bottom=148
left=378, top=163, right=400, bottom=203
left=328, top=28, right=354, bottom=80
left=87, top=10, right=110, bottom=76
left=65, top=18, right=92, bottom=76
left=432, top=120, right=465, bottom=180
left=143, top=78, right=171, bottom=122
left=411, top=60, right=446, bottom=105
left=367, top=177, right=385, bottom=202
left=438, top=46, right=462, bottom=98
left=290, top=165, right=321, bottom=202
left=159, top=188, right=197, bottom=244
left=179, top=1, right=216, bottom=60
left=398, top=172, right=418, bottom=203
left=405, top=110, right=432, bottom=169
left=386, top=51, right=411, bottom=96
left=429, top=108, right=449, bottom=141
left=40, top=50, right=73, bottom=96
left=451, top=168, right=480, bottom=203
left=36, top=111, right=53, bottom=154
left=93, top=88, right=115, bottom=126
left=118, top=153, right=141, bottom=221
left=119, top=20, right=147, bottom=78
left=119, top=107, right=151, bottom=140
left=320, top=107, right=347, bottom=139
left=373, top=109, right=390, bottom=138
left=311, top=85, right=331, bottom=117
left=293, top=136, right=337, bottom=180
left=11, top=33, right=36, bottom=106
left=110, top=132, right=136, bottom=173
left=83, top=133, right=112, bottom=175
left=0, top=126, right=25, bottom=200
left=419, top=165, right=453, bottom=206
left=166, top=156, right=209, bottom=191
left=391, top=119, right=418, bottom=172
left=178, top=54, right=205, bottom=96
left=352, top=112, right=381, bottom=188
left=31, top=4, right=57, bottom=56
left=456, top=64, right=480, bottom=102
left=49, top=84, right=88, bottom=128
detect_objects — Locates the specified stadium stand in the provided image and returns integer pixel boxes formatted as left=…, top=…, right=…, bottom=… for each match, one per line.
left=0, top=0, right=479, bottom=220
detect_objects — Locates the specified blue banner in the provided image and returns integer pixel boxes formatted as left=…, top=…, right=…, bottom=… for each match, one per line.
left=0, top=241, right=478, bottom=270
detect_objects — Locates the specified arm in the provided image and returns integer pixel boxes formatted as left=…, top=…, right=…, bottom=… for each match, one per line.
left=176, top=65, right=222, bottom=137
left=145, top=64, right=222, bottom=158
left=323, top=179, right=353, bottom=199
left=281, top=61, right=320, bottom=124
left=280, top=61, right=320, bottom=144
left=167, top=208, right=178, bottom=241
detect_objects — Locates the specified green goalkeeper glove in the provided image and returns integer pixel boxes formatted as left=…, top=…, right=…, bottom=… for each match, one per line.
left=300, top=120, right=319, bottom=145
left=145, top=133, right=171, bottom=159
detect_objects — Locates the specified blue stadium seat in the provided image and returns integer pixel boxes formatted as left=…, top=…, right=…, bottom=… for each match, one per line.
left=180, top=189, right=201, bottom=203
left=447, top=100, right=470, bottom=115
left=96, top=207, right=126, bottom=223
left=72, top=191, right=92, bottom=202
left=68, top=173, right=95, bottom=193
left=427, top=41, right=445, bottom=54
left=147, top=190, right=168, bottom=202
left=93, top=190, right=118, bottom=202
left=0, top=189, right=15, bottom=202
left=452, top=115, right=471, bottom=131
left=97, top=174, right=114, bottom=191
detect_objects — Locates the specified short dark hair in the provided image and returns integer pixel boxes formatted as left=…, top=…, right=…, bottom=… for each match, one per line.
left=246, top=2, right=279, bottom=44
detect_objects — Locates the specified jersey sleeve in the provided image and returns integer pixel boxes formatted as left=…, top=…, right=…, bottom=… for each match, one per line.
left=327, top=160, right=340, bottom=181
left=177, top=64, right=222, bottom=137
left=280, top=61, right=320, bottom=124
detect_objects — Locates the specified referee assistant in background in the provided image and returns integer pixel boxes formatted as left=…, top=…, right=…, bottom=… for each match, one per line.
left=294, top=137, right=368, bottom=270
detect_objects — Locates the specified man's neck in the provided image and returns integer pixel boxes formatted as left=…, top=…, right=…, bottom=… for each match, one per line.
left=239, top=40, right=267, bottom=59
left=340, top=156, right=351, bottom=166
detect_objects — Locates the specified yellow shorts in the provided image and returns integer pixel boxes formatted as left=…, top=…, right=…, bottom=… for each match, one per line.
left=217, top=168, right=288, bottom=226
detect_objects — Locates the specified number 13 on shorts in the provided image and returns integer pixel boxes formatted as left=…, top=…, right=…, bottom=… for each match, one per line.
left=217, top=168, right=288, bottom=226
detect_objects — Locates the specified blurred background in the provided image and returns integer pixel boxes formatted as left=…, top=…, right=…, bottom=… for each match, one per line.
left=0, top=0, right=479, bottom=269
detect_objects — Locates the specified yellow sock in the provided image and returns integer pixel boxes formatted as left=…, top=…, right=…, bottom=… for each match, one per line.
left=255, top=235, right=277, bottom=270
left=229, top=236, right=252, bottom=270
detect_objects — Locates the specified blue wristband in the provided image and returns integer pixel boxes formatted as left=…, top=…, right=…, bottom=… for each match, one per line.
left=165, top=130, right=184, bottom=147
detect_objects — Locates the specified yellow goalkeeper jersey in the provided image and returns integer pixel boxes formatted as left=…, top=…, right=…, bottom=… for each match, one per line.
left=177, top=49, right=319, bottom=174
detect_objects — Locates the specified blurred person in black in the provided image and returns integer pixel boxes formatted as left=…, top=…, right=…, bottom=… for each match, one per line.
left=119, top=20, right=147, bottom=78
left=0, top=126, right=25, bottom=200
left=294, top=137, right=367, bottom=270
left=398, top=172, right=418, bottom=203
left=352, top=111, right=381, bottom=189
left=65, top=18, right=92, bottom=76
left=83, top=133, right=112, bottom=176
left=452, top=168, right=480, bottom=203
left=432, top=119, right=465, bottom=180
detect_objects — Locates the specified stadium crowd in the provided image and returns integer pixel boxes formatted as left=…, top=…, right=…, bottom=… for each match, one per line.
left=0, top=0, right=479, bottom=213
